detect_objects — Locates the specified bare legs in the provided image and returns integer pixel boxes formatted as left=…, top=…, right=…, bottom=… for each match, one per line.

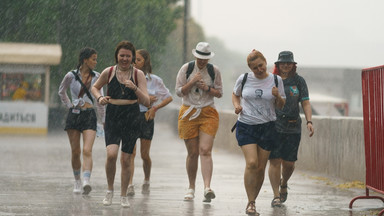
left=268, top=158, right=282, bottom=198
left=67, top=129, right=96, bottom=177
left=129, top=138, right=152, bottom=186
left=82, top=130, right=96, bottom=171
left=241, top=144, right=270, bottom=203
left=140, top=139, right=152, bottom=182
left=120, top=151, right=132, bottom=196
left=105, top=144, right=133, bottom=196
left=67, top=129, right=81, bottom=176
left=105, top=145, right=119, bottom=191
left=268, top=158, right=295, bottom=198
left=184, top=131, right=214, bottom=190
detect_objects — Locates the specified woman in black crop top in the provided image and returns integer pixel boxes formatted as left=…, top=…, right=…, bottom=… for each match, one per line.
left=91, top=40, right=149, bottom=208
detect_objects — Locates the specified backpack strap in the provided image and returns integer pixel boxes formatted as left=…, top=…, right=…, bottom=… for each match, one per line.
left=240, top=73, right=248, bottom=97
left=71, top=70, right=94, bottom=103
left=232, top=73, right=277, bottom=133
left=106, top=66, right=114, bottom=96
left=186, top=61, right=215, bottom=83
left=274, top=74, right=278, bottom=87
left=206, top=63, right=215, bottom=82
left=134, top=68, right=138, bottom=85
left=108, top=66, right=114, bottom=81
left=186, top=61, right=195, bottom=80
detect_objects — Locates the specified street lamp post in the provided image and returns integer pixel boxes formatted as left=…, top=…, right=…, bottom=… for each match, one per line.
left=183, top=0, right=189, bottom=64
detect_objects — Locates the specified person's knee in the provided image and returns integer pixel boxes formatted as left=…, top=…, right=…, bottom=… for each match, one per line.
left=199, top=147, right=212, bottom=157
left=120, top=153, right=132, bottom=167
left=141, top=152, right=151, bottom=162
left=283, top=161, right=295, bottom=170
left=188, top=152, right=199, bottom=160
left=72, top=148, right=81, bottom=158
left=82, top=147, right=92, bottom=158
left=246, top=160, right=258, bottom=170
left=106, top=153, right=118, bottom=164
left=269, top=158, right=281, bottom=168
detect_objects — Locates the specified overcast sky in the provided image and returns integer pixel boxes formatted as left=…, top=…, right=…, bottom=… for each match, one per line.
left=190, top=0, right=384, bottom=69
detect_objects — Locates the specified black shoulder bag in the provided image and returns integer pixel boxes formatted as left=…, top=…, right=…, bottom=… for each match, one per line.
left=71, top=70, right=94, bottom=103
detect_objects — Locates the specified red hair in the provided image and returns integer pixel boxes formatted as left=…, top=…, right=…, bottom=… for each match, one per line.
left=273, top=63, right=297, bottom=77
left=247, top=49, right=266, bottom=66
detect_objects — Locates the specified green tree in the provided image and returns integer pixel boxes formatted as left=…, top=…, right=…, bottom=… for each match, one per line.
left=0, top=0, right=181, bottom=103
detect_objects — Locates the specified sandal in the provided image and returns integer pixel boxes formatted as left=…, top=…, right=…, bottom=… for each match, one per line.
left=245, top=201, right=259, bottom=215
left=280, top=182, right=288, bottom=203
left=203, top=188, right=216, bottom=203
left=184, top=188, right=195, bottom=201
left=271, top=196, right=282, bottom=207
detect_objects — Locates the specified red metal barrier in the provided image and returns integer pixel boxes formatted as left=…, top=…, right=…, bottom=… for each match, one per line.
left=349, top=65, right=384, bottom=215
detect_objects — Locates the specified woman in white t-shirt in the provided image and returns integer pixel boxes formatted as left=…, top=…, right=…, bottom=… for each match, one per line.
left=232, top=49, right=286, bottom=215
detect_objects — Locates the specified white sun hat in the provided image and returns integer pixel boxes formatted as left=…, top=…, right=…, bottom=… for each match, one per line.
left=192, top=42, right=215, bottom=59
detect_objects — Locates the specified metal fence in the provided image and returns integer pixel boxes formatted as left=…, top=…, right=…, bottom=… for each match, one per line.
left=350, top=65, right=384, bottom=215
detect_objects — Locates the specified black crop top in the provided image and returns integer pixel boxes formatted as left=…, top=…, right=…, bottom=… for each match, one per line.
left=107, top=71, right=138, bottom=100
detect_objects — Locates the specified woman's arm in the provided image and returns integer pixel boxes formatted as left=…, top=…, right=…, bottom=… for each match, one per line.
left=301, top=100, right=314, bottom=137
left=58, top=73, right=73, bottom=108
left=145, top=96, right=173, bottom=121
left=91, top=68, right=110, bottom=105
left=272, top=86, right=285, bottom=109
left=232, top=93, right=242, bottom=114
left=134, top=70, right=150, bottom=107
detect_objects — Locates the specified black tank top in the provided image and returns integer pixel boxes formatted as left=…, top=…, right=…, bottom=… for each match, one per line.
left=107, top=71, right=138, bottom=100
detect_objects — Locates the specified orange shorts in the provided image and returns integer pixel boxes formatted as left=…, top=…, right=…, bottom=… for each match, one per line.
left=178, top=105, right=219, bottom=140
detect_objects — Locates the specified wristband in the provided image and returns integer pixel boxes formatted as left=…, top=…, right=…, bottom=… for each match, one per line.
left=207, top=86, right=211, bottom=92
left=307, top=121, right=313, bottom=125
left=97, top=96, right=103, bottom=103
left=153, top=106, right=158, bottom=112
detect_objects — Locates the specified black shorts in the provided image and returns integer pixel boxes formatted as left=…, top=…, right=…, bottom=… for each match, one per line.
left=65, top=108, right=97, bottom=132
left=269, top=132, right=301, bottom=162
left=138, top=112, right=154, bottom=140
left=104, top=103, right=140, bottom=154
left=235, top=121, right=277, bottom=151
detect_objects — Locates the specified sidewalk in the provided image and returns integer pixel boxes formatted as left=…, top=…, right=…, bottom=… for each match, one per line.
left=0, top=123, right=383, bottom=216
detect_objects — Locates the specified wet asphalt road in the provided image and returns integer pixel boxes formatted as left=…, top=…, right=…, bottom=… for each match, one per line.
left=0, top=123, right=383, bottom=216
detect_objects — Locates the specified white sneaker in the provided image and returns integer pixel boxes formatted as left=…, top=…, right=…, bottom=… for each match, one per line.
left=73, top=180, right=82, bottom=194
left=142, top=180, right=150, bottom=194
left=120, top=196, right=130, bottom=208
left=127, top=184, right=135, bottom=196
left=103, top=191, right=113, bottom=206
left=184, top=188, right=195, bottom=201
left=82, top=180, right=92, bottom=195
left=203, top=188, right=216, bottom=203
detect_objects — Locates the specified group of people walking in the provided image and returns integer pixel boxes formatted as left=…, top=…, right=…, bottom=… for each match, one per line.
left=58, top=40, right=314, bottom=215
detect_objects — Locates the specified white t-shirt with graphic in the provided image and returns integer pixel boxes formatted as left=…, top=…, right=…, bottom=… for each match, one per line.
left=233, top=72, right=286, bottom=125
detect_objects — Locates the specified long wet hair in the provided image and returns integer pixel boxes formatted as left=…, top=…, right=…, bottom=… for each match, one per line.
left=136, top=49, right=152, bottom=79
left=272, top=63, right=297, bottom=77
left=77, top=47, right=97, bottom=76
left=114, top=40, right=136, bottom=64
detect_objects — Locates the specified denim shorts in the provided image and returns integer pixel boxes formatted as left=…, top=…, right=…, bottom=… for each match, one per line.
left=235, top=121, right=277, bottom=151
left=65, top=108, right=97, bottom=132
left=269, top=132, right=301, bottom=161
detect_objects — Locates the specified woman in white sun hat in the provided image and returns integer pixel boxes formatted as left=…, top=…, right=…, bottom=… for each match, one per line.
left=175, top=42, right=223, bottom=203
